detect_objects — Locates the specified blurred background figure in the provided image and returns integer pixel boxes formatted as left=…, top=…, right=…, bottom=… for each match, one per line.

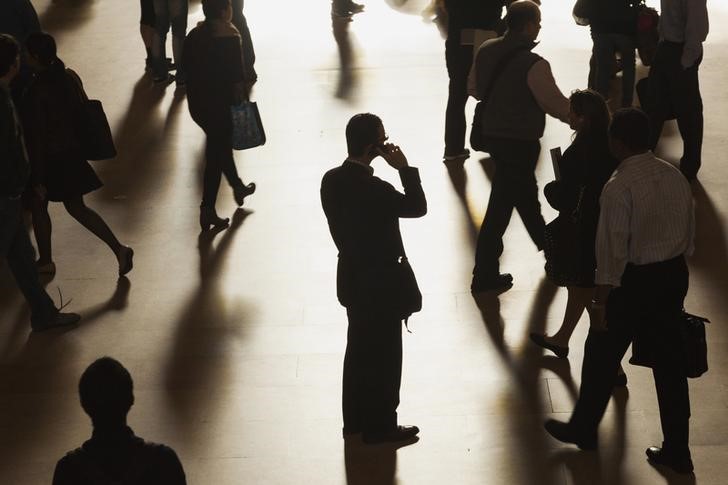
left=151, top=0, right=188, bottom=86
left=332, top=0, right=365, bottom=19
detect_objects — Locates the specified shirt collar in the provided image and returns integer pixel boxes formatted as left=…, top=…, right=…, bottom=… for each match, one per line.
left=344, top=158, right=374, bottom=175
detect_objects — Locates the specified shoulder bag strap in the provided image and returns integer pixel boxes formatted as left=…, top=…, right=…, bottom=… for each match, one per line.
left=480, top=45, right=532, bottom=102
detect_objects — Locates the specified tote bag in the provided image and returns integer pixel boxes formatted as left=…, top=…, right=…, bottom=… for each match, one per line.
left=231, top=101, right=266, bottom=150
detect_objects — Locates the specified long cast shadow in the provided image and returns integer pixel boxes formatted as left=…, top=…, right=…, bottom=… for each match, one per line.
left=163, top=210, right=253, bottom=438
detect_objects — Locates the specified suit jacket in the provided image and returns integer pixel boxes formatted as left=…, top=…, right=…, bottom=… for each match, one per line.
left=321, top=161, right=427, bottom=309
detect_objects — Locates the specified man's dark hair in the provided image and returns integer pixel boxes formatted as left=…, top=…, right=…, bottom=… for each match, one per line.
left=79, top=357, right=134, bottom=424
left=506, top=1, right=540, bottom=33
left=202, top=0, right=231, bottom=19
left=609, top=108, right=650, bottom=152
left=345, top=113, right=382, bottom=157
left=25, top=32, right=58, bottom=67
left=0, top=34, right=20, bottom=77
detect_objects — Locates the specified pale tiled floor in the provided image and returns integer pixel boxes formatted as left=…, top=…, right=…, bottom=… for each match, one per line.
left=1, top=0, right=727, bottom=484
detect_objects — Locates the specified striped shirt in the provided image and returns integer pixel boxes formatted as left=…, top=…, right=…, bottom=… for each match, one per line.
left=595, top=151, right=695, bottom=287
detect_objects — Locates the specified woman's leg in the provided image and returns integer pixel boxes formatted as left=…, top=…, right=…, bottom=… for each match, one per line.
left=63, top=196, right=122, bottom=256
left=201, top=131, right=225, bottom=209
left=31, top=195, right=53, bottom=265
left=549, top=286, right=595, bottom=348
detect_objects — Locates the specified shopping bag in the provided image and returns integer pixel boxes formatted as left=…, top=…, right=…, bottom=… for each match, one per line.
left=231, top=101, right=266, bottom=150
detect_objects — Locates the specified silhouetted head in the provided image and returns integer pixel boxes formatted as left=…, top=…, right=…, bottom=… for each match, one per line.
left=79, top=357, right=135, bottom=429
left=0, top=34, right=20, bottom=83
left=345, top=113, right=386, bottom=162
left=25, top=32, right=58, bottom=70
left=609, top=108, right=651, bottom=161
left=506, top=1, right=541, bottom=40
left=202, top=0, right=233, bottom=21
left=569, top=89, right=610, bottom=140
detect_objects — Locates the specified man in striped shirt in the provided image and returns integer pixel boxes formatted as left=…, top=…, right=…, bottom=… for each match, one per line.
left=545, top=109, right=696, bottom=474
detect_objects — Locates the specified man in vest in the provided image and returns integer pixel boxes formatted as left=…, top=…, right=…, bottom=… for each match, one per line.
left=470, top=0, right=569, bottom=293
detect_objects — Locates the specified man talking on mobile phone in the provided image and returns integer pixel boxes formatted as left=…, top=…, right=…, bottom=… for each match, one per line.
left=321, top=113, right=427, bottom=445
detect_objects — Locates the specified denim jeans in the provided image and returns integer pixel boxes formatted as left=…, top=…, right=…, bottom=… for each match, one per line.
left=152, top=0, right=188, bottom=79
left=590, top=32, right=636, bottom=107
left=0, top=198, right=56, bottom=325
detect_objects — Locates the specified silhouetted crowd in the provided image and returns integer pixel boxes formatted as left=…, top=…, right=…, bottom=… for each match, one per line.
left=0, top=0, right=711, bottom=481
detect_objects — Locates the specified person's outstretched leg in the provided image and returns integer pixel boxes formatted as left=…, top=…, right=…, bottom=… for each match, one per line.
left=511, top=141, right=545, bottom=249
left=63, top=196, right=122, bottom=255
left=549, top=286, right=593, bottom=348
left=31, top=194, right=53, bottom=266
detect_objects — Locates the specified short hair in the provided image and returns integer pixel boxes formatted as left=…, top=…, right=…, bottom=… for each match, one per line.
left=0, top=34, right=20, bottom=77
left=202, top=0, right=231, bottom=19
left=345, top=113, right=383, bottom=157
left=79, top=357, right=134, bottom=423
left=506, top=1, right=541, bottom=33
left=25, top=32, right=58, bottom=67
left=609, top=108, right=650, bottom=152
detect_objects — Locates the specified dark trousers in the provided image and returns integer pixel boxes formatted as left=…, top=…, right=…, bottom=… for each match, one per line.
left=444, top=40, right=473, bottom=157
left=200, top=116, right=243, bottom=209
left=343, top=307, right=402, bottom=434
left=647, top=41, right=703, bottom=180
left=590, top=32, right=636, bottom=107
left=473, top=139, right=544, bottom=280
left=0, top=198, right=56, bottom=325
left=570, top=256, right=691, bottom=455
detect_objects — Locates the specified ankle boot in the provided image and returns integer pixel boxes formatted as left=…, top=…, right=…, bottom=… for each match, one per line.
left=199, top=206, right=230, bottom=232
left=233, top=182, right=256, bottom=206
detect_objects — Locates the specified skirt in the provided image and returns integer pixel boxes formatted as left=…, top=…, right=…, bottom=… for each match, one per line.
left=43, top=152, right=103, bottom=202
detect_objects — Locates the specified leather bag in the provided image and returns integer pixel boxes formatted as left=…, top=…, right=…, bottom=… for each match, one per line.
left=66, top=69, right=117, bottom=161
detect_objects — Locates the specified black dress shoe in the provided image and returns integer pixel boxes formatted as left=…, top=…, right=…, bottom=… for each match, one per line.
left=362, top=425, right=420, bottom=445
left=529, top=333, right=569, bottom=358
left=471, top=273, right=513, bottom=294
left=544, top=419, right=597, bottom=451
left=646, top=446, right=694, bottom=474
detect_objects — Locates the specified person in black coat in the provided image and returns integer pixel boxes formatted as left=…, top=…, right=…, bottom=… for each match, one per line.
left=530, top=90, right=618, bottom=362
left=184, top=0, right=256, bottom=231
left=320, top=113, right=426, bottom=445
left=22, top=32, right=133, bottom=277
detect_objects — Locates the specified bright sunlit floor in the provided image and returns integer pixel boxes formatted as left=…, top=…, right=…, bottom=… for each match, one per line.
left=1, top=1, right=728, bottom=484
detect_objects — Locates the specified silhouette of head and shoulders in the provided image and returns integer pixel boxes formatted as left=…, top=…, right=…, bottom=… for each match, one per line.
left=52, top=357, right=186, bottom=485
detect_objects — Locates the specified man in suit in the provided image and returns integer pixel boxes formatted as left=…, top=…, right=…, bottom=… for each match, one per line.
left=321, top=113, right=426, bottom=445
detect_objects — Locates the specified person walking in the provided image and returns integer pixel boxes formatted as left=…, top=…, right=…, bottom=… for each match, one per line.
left=470, top=0, right=569, bottom=293
left=545, top=108, right=696, bottom=475
left=529, top=90, right=618, bottom=360
left=183, top=0, right=256, bottom=231
left=0, top=33, right=80, bottom=332
left=321, top=113, right=426, bottom=445
left=22, top=32, right=134, bottom=277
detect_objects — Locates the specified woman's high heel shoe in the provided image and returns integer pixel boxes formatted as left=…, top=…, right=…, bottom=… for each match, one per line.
left=233, top=182, right=256, bottom=206
left=199, top=207, right=230, bottom=232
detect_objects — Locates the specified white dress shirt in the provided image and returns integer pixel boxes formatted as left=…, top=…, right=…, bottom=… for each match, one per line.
left=659, top=0, right=709, bottom=68
left=527, top=60, right=570, bottom=124
left=595, top=151, right=695, bottom=287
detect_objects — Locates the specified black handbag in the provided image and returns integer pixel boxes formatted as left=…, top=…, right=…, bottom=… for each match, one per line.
left=629, top=310, right=709, bottom=378
left=391, top=256, right=422, bottom=323
left=543, top=186, right=586, bottom=286
left=66, top=69, right=116, bottom=161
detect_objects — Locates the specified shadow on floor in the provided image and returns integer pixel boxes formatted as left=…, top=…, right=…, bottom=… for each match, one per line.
left=163, top=209, right=253, bottom=434
left=344, top=437, right=418, bottom=485
left=38, top=0, right=95, bottom=35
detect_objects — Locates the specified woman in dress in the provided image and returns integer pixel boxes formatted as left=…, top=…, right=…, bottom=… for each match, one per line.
left=22, top=32, right=133, bottom=276
left=530, top=90, right=622, bottom=379
left=183, top=0, right=256, bottom=231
